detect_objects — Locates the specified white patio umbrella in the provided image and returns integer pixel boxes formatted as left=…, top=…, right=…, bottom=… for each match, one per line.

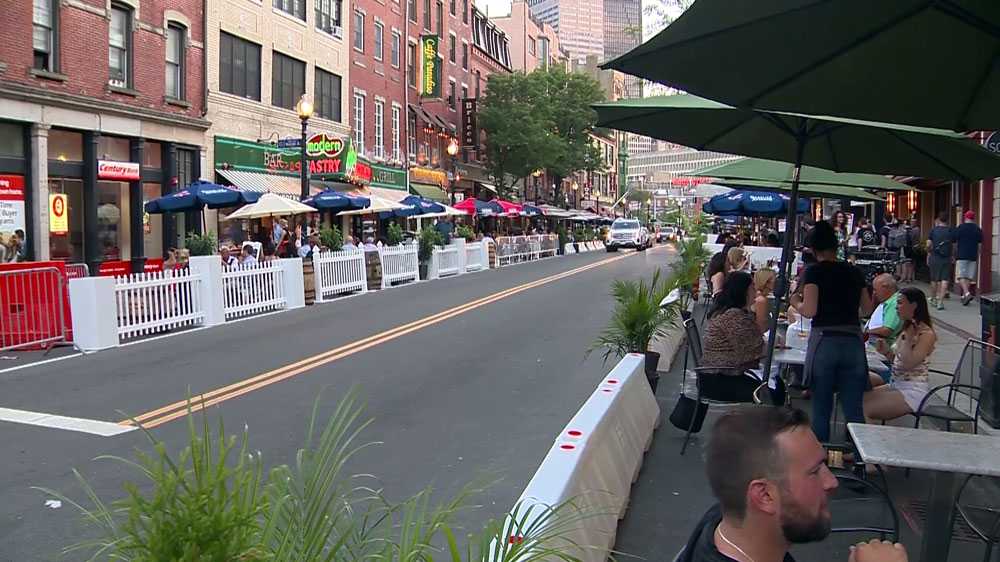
left=222, top=193, right=317, bottom=220
left=337, top=195, right=408, bottom=216
left=417, top=203, right=467, bottom=219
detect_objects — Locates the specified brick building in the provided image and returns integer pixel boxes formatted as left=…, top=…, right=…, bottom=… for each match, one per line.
left=0, top=0, right=209, bottom=269
left=492, top=0, right=568, bottom=73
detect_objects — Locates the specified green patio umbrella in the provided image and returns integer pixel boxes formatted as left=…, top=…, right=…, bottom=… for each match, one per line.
left=594, top=93, right=1000, bottom=395
left=691, top=157, right=913, bottom=192
left=600, top=0, right=1000, bottom=131
left=708, top=181, right=885, bottom=203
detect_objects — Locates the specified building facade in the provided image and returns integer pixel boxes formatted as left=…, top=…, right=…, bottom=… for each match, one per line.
left=203, top=0, right=353, bottom=234
left=527, top=0, right=603, bottom=64
left=492, top=0, right=568, bottom=73
left=0, top=0, right=209, bottom=269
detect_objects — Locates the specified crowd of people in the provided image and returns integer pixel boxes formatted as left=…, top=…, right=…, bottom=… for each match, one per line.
left=683, top=208, right=986, bottom=561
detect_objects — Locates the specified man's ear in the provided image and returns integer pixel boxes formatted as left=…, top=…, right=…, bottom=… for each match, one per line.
left=747, top=479, right=780, bottom=517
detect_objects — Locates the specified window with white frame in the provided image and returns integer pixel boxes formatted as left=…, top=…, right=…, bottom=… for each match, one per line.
left=33, top=0, right=57, bottom=71
left=315, top=0, right=342, bottom=34
left=165, top=24, right=185, bottom=99
left=449, top=34, right=456, bottom=63
left=373, top=22, right=384, bottom=61
left=390, top=31, right=401, bottom=68
left=108, top=3, right=131, bottom=86
left=354, top=93, right=366, bottom=154
left=275, top=0, right=305, bottom=20
left=392, top=105, right=401, bottom=161
left=374, top=101, right=384, bottom=159
left=353, top=10, right=364, bottom=51
left=408, top=110, right=417, bottom=160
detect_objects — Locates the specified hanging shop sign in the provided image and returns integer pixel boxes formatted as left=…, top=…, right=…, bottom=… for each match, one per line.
left=986, top=131, right=1000, bottom=153
left=420, top=35, right=441, bottom=99
left=461, top=98, right=478, bottom=150
left=98, top=160, right=140, bottom=181
left=370, top=163, right=406, bottom=190
left=215, top=136, right=371, bottom=185
left=0, top=175, right=25, bottom=243
left=410, top=166, right=448, bottom=187
left=49, top=193, right=68, bottom=234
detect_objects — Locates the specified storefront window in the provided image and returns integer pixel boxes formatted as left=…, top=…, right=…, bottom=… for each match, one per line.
left=98, top=136, right=130, bottom=161
left=97, top=181, right=128, bottom=260
left=142, top=183, right=163, bottom=259
left=48, top=129, right=83, bottom=162
left=143, top=141, right=162, bottom=169
left=0, top=123, right=25, bottom=157
left=48, top=178, right=84, bottom=261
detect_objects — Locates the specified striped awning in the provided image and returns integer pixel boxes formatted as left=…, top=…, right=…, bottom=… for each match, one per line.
left=216, top=169, right=306, bottom=198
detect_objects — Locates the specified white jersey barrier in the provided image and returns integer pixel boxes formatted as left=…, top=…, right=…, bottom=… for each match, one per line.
left=313, top=248, right=368, bottom=301
left=464, top=241, right=487, bottom=272
left=431, top=244, right=462, bottom=278
left=500, top=354, right=659, bottom=562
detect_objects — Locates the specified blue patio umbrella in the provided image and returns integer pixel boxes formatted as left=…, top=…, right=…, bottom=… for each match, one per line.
left=702, top=190, right=807, bottom=217
left=301, top=189, right=370, bottom=211
left=402, top=195, right=445, bottom=215
left=521, top=204, right=543, bottom=217
left=144, top=180, right=259, bottom=213
left=482, top=200, right=505, bottom=216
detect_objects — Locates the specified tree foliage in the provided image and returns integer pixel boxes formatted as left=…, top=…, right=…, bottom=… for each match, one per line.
left=479, top=67, right=606, bottom=201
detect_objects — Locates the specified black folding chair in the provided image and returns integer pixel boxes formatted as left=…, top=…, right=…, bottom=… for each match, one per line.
left=955, top=475, right=1000, bottom=562
left=912, top=339, right=992, bottom=435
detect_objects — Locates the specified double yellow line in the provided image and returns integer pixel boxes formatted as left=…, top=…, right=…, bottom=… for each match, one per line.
left=121, top=253, right=630, bottom=429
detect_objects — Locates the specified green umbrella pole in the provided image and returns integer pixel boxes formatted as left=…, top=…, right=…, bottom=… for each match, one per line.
left=761, top=120, right=807, bottom=400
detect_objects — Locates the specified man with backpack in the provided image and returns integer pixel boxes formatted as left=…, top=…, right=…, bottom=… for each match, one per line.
left=927, top=213, right=954, bottom=310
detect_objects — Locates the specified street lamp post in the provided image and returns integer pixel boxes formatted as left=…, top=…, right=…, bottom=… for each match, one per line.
left=296, top=95, right=314, bottom=200
left=446, top=137, right=459, bottom=204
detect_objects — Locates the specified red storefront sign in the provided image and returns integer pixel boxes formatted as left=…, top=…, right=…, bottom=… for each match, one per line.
left=98, top=160, right=140, bottom=181
left=97, top=258, right=164, bottom=277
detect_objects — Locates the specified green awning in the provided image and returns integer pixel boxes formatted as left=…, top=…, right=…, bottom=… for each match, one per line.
left=411, top=182, right=449, bottom=203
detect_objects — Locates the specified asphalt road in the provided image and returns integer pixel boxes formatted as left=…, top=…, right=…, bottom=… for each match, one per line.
left=0, top=245, right=676, bottom=561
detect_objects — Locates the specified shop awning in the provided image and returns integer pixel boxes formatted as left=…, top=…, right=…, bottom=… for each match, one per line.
left=410, top=182, right=449, bottom=203
left=409, top=104, right=434, bottom=126
left=476, top=182, right=497, bottom=193
left=216, top=169, right=307, bottom=198
left=430, top=114, right=452, bottom=131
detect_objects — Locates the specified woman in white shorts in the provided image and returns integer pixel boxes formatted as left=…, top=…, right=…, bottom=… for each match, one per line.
left=864, top=287, right=937, bottom=421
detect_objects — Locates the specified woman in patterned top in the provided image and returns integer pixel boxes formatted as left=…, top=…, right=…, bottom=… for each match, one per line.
left=865, top=287, right=937, bottom=422
left=699, top=271, right=785, bottom=403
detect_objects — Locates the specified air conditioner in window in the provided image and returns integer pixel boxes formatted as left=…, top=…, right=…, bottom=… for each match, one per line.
left=329, top=25, right=343, bottom=38
left=109, top=78, right=126, bottom=88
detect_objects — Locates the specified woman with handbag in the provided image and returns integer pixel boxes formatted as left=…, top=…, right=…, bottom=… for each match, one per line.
left=790, top=221, right=874, bottom=443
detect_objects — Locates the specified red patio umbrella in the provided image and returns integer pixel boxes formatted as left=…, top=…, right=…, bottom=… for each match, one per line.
left=494, top=200, right=523, bottom=216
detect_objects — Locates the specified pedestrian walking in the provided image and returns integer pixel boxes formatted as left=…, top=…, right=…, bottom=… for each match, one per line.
left=926, top=213, right=954, bottom=310
left=955, top=210, right=983, bottom=305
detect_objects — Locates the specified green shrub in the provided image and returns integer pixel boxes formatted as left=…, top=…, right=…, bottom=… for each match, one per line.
left=418, top=226, right=442, bottom=263
left=320, top=226, right=343, bottom=251
left=386, top=222, right=404, bottom=246
left=184, top=232, right=217, bottom=256
left=455, top=224, right=476, bottom=242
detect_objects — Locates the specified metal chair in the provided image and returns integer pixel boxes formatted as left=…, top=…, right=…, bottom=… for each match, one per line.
left=829, top=471, right=900, bottom=542
left=912, top=339, right=993, bottom=435
left=955, top=474, right=1000, bottom=562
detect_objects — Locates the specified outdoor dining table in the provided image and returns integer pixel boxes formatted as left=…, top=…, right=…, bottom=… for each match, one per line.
left=847, top=423, right=1000, bottom=562
left=770, top=347, right=887, bottom=369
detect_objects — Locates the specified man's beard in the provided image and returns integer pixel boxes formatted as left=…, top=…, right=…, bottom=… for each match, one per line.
left=779, top=498, right=831, bottom=544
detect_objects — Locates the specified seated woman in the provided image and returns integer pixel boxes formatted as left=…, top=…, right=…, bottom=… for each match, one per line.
left=752, top=269, right=776, bottom=333
left=707, top=240, right=739, bottom=296
left=700, top=271, right=784, bottom=404
left=864, top=287, right=937, bottom=423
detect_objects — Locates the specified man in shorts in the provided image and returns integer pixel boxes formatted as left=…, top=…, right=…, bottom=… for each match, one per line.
left=926, top=213, right=954, bottom=309
left=955, top=210, right=983, bottom=306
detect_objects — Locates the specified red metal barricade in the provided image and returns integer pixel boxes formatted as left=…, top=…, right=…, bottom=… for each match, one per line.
left=0, top=262, right=73, bottom=351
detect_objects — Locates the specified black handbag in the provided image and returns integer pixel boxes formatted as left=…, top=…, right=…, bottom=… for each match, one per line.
left=669, top=394, right=708, bottom=433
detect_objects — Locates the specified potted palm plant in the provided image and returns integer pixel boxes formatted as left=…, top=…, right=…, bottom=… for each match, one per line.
left=589, top=269, right=681, bottom=393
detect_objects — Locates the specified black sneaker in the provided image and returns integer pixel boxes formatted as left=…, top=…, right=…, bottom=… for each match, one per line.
left=962, top=293, right=973, bottom=306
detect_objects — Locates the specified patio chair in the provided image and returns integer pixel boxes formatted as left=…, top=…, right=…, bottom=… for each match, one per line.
left=911, top=338, right=993, bottom=435
left=955, top=474, right=1000, bottom=562
left=829, top=471, right=900, bottom=542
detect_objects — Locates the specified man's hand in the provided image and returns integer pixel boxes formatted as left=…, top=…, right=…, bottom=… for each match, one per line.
left=848, top=539, right=907, bottom=562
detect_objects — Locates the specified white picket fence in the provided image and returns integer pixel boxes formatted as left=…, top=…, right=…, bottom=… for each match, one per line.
left=313, top=249, right=368, bottom=301
left=434, top=245, right=461, bottom=277
left=113, top=269, right=205, bottom=340
left=497, top=235, right=559, bottom=266
left=465, top=242, right=486, bottom=272
left=222, top=261, right=286, bottom=320
left=379, top=244, right=420, bottom=288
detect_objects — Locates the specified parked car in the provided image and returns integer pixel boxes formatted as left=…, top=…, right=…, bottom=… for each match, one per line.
left=606, top=219, right=651, bottom=252
left=657, top=226, right=677, bottom=243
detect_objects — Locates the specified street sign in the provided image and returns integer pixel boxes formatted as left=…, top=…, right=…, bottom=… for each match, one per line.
left=277, top=138, right=302, bottom=149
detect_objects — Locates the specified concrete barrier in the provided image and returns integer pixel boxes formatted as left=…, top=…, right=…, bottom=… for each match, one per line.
left=501, top=354, right=659, bottom=562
